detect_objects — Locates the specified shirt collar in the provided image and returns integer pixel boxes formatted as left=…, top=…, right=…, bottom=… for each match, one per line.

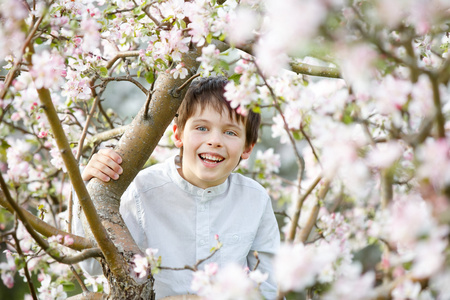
left=167, top=156, right=228, bottom=198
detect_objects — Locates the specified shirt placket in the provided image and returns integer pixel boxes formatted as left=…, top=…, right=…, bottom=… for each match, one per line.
left=195, top=190, right=210, bottom=263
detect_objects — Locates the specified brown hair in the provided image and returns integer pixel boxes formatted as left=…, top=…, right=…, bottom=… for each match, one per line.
left=175, top=76, right=260, bottom=149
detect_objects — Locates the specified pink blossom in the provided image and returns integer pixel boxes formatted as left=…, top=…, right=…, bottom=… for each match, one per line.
left=254, top=148, right=281, bottom=175
left=171, top=63, right=188, bottom=79
left=159, top=0, right=186, bottom=21
left=417, top=138, right=450, bottom=189
left=1, top=272, right=14, bottom=289
left=132, top=248, right=159, bottom=279
left=63, top=235, right=74, bottom=246
left=224, top=77, right=258, bottom=111
left=366, top=141, right=404, bottom=169
left=196, top=44, right=220, bottom=76
left=274, top=242, right=338, bottom=292
left=323, top=264, right=375, bottom=300
left=38, top=131, right=48, bottom=138
left=192, top=263, right=261, bottom=300
left=30, top=50, right=66, bottom=90
left=80, top=17, right=101, bottom=52
left=226, top=7, right=258, bottom=46
left=391, top=279, right=421, bottom=300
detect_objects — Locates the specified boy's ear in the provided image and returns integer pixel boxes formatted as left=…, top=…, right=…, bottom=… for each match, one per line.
left=240, top=143, right=255, bottom=160
left=172, top=124, right=183, bottom=148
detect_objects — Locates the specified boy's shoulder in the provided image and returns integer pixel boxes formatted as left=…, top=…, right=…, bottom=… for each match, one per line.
left=132, top=158, right=173, bottom=191
left=228, top=172, right=268, bottom=196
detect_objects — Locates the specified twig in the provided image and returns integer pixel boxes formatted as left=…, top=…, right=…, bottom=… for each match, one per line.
left=144, top=75, right=156, bottom=119
left=70, top=265, right=89, bottom=293
left=427, top=72, right=445, bottom=138
left=300, top=124, right=321, bottom=166
left=174, top=73, right=201, bottom=95
left=160, top=241, right=222, bottom=272
left=12, top=230, right=38, bottom=300
left=252, top=251, right=260, bottom=271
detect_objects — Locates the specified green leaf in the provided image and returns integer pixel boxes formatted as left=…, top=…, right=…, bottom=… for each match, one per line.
left=35, top=37, right=43, bottom=45
left=145, top=71, right=155, bottom=84
left=179, top=19, right=187, bottom=29
left=229, top=73, right=241, bottom=84
left=206, top=33, right=213, bottom=44
left=99, top=67, right=108, bottom=77
left=62, top=281, right=76, bottom=292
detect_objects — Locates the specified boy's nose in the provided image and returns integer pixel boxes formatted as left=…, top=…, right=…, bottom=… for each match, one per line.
left=207, top=131, right=223, bottom=147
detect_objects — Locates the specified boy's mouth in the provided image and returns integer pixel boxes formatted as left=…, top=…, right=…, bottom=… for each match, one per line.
left=199, top=153, right=224, bottom=164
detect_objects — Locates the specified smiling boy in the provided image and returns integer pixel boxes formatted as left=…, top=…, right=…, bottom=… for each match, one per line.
left=78, top=76, right=280, bottom=299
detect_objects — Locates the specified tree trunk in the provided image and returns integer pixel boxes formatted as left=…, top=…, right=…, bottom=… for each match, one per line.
left=78, top=45, right=203, bottom=299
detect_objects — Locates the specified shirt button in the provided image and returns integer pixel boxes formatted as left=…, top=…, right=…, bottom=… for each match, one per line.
left=232, top=234, right=239, bottom=242
left=199, top=239, right=206, bottom=246
left=197, top=190, right=202, bottom=196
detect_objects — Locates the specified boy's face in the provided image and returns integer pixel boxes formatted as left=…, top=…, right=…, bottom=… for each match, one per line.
left=173, top=104, right=254, bottom=189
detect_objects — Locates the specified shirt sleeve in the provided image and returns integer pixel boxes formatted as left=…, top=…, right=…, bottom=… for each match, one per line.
left=247, top=196, right=280, bottom=300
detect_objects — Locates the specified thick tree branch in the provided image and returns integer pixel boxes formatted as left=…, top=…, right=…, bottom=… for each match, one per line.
left=0, top=188, right=94, bottom=251
left=0, top=175, right=101, bottom=264
left=81, top=125, right=130, bottom=154
left=105, top=51, right=140, bottom=70
left=290, top=61, right=341, bottom=78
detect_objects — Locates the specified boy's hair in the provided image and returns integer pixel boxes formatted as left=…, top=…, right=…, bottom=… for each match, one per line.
left=175, top=76, right=260, bottom=149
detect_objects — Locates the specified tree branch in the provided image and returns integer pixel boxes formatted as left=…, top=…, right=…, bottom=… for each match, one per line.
left=0, top=188, right=94, bottom=251
left=287, top=175, right=322, bottom=242
left=296, top=179, right=330, bottom=243
left=290, top=61, right=341, bottom=78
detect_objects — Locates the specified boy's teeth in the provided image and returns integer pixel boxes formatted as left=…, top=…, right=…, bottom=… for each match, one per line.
left=200, top=154, right=224, bottom=162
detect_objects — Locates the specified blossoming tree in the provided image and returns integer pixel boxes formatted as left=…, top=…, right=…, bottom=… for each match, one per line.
left=1, top=0, right=450, bottom=299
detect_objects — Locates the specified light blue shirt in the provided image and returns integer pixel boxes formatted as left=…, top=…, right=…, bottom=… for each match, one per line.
left=75, top=156, right=280, bottom=299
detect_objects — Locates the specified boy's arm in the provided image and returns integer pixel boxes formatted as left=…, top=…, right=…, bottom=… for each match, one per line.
left=247, top=197, right=280, bottom=300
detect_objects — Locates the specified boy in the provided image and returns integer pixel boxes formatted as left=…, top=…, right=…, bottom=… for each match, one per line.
left=78, top=76, right=280, bottom=299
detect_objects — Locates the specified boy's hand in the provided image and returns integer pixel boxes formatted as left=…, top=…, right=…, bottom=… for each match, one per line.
left=82, top=149, right=123, bottom=182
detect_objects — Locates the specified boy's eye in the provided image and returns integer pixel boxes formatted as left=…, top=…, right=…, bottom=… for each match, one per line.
left=197, top=126, right=207, bottom=131
left=225, top=130, right=237, bottom=136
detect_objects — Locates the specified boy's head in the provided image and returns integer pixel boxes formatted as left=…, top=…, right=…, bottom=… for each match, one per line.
left=175, top=76, right=260, bottom=150
left=172, top=76, right=261, bottom=189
